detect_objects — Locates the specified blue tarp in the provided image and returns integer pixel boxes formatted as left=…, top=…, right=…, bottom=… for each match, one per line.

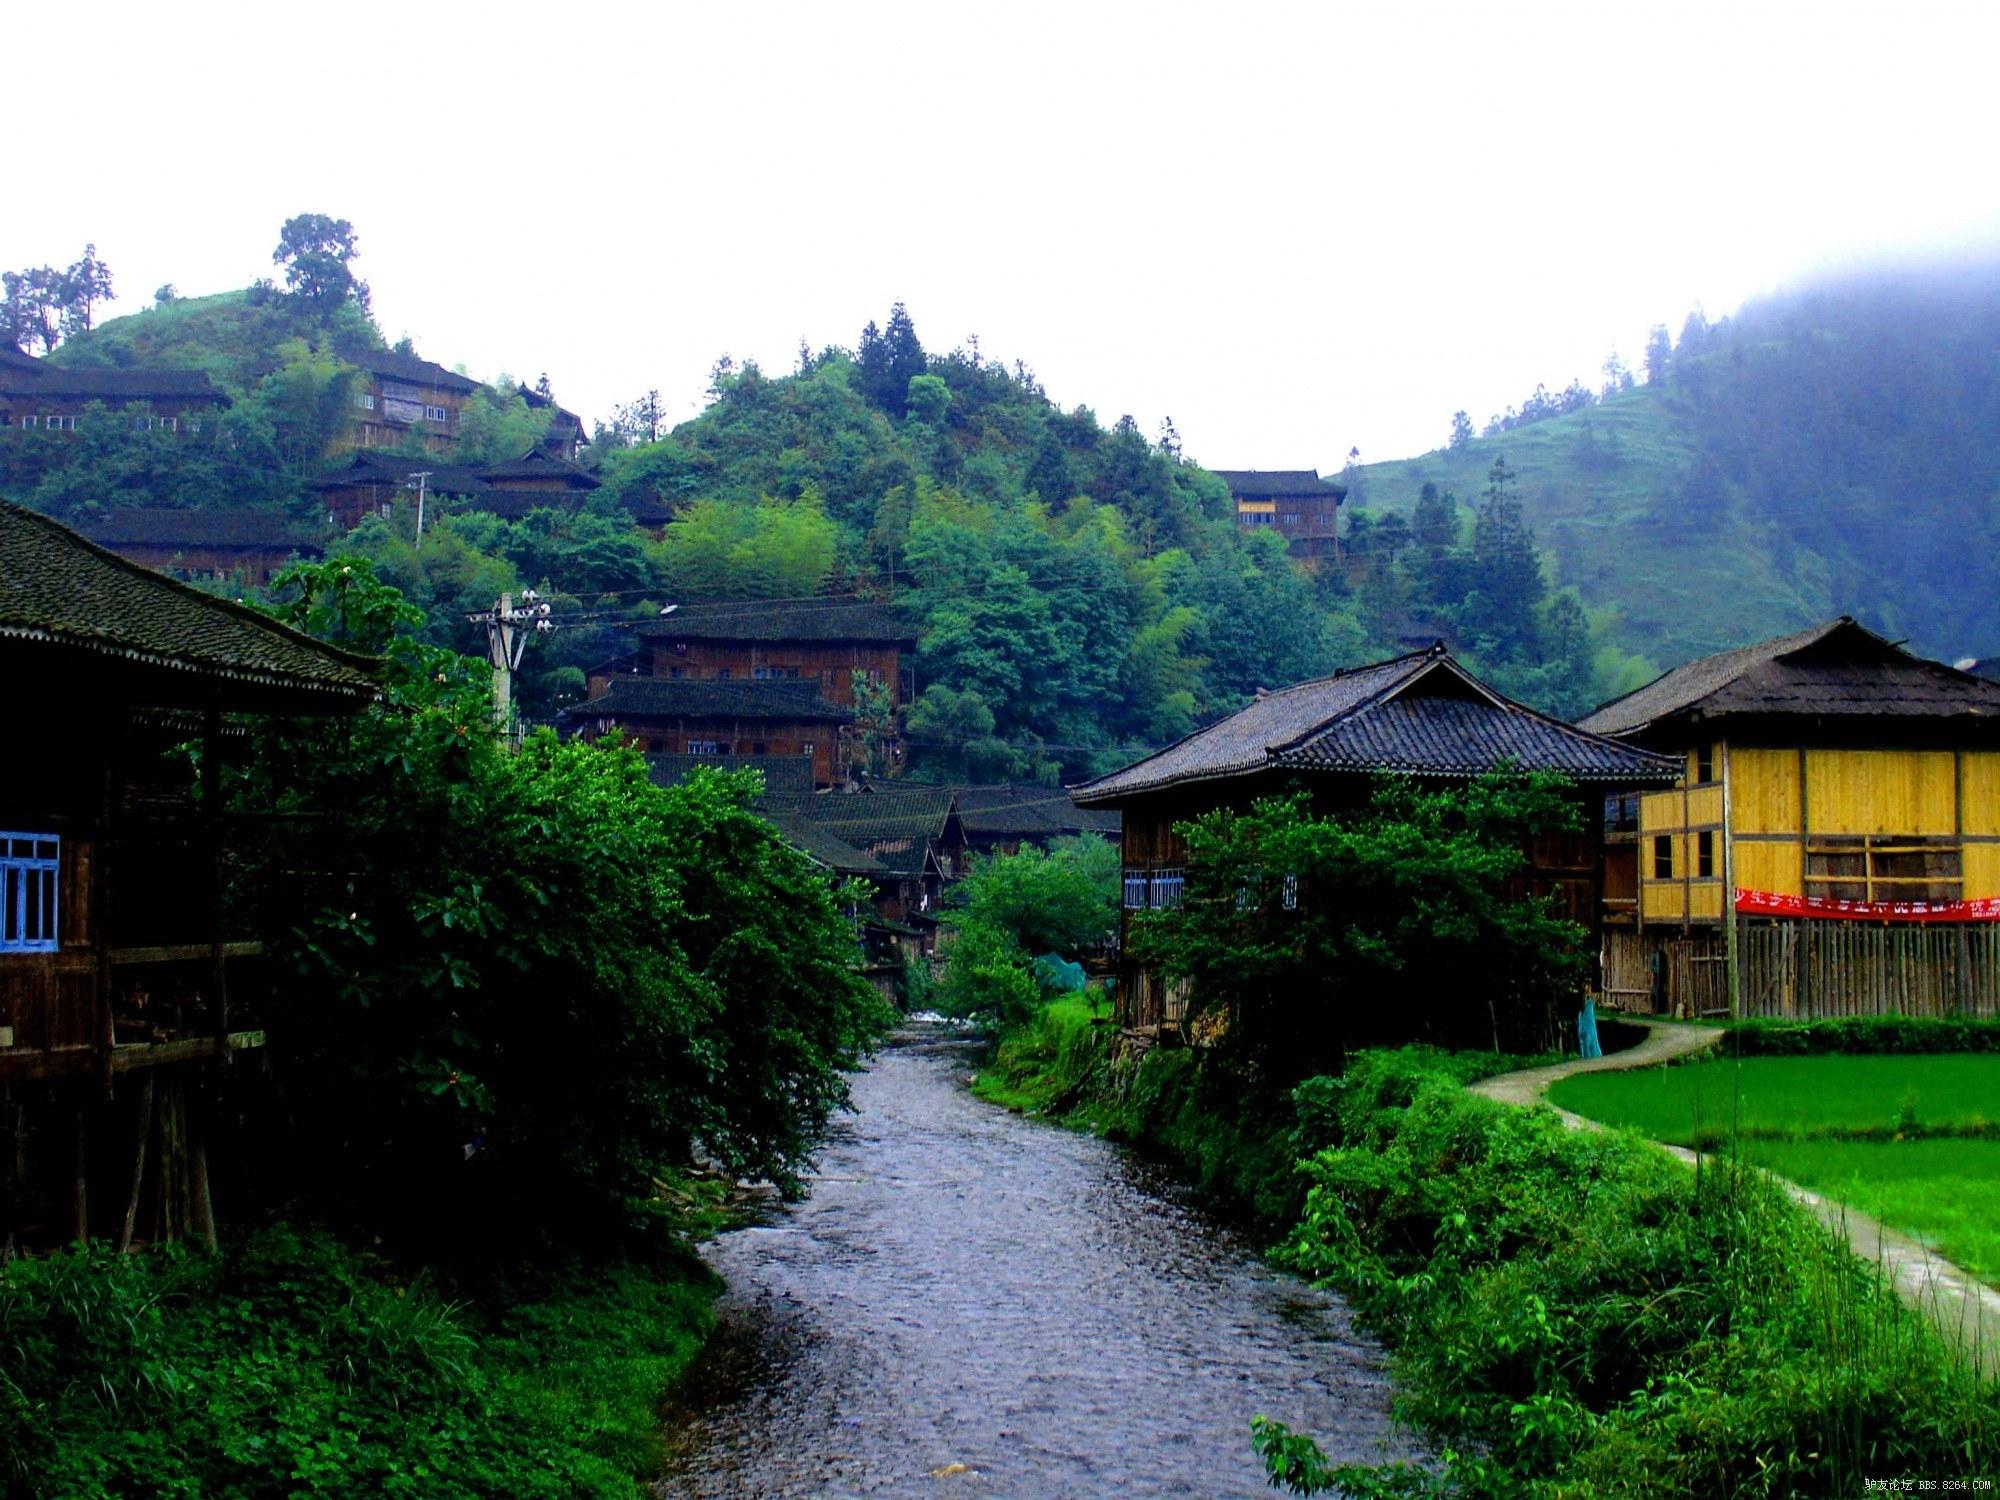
left=1034, top=952, right=1087, bottom=993
left=1577, top=998, right=1603, bottom=1059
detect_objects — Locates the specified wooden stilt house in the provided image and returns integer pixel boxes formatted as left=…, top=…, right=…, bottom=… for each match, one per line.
left=1070, top=645, right=1680, bottom=1034
left=0, top=499, right=377, bottom=1248
left=1580, top=618, right=2000, bottom=1018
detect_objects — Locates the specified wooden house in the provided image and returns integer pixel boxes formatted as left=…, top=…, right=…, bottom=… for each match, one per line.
left=1579, top=618, right=2000, bottom=1018
left=1212, top=469, right=1346, bottom=561
left=564, top=678, right=856, bottom=788
left=307, top=450, right=493, bottom=531
left=473, top=449, right=602, bottom=500
left=1071, top=645, right=1679, bottom=1032
left=633, top=600, right=916, bottom=711
left=85, top=508, right=321, bottom=585
left=0, top=345, right=228, bottom=433
left=343, top=349, right=482, bottom=455
left=763, top=784, right=967, bottom=949
left=950, top=783, right=1122, bottom=858
left=518, top=383, right=589, bottom=462
left=0, top=498, right=377, bottom=1246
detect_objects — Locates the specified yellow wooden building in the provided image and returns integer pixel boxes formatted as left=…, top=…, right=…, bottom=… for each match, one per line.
left=1580, top=619, right=2000, bottom=1017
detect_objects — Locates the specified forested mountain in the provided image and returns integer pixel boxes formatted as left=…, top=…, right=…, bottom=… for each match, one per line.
left=1349, top=259, right=2000, bottom=666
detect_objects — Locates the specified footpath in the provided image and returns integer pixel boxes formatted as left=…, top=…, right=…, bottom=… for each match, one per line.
left=1469, top=1017, right=2000, bottom=1376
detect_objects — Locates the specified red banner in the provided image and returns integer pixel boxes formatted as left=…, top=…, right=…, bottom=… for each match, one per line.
left=1735, top=888, right=2000, bottom=923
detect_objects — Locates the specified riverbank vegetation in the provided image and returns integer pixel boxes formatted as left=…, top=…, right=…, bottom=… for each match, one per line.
left=1553, top=1051, right=2000, bottom=1288
left=1, top=560, right=889, bottom=1498
left=962, top=794, right=2000, bottom=1493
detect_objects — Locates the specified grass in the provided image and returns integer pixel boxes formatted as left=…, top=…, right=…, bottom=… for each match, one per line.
left=1550, top=1052, right=2000, bottom=1291
left=968, top=990, right=1110, bottom=1115
left=1741, top=1137, right=2000, bottom=1287
left=1547, top=1053, right=2000, bottom=1144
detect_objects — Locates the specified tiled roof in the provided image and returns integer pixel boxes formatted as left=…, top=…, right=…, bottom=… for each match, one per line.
left=1, top=344, right=46, bottom=373
left=1210, top=468, right=1348, bottom=501
left=1579, top=618, right=2000, bottom=738
left=638, top=599, right=916, bottom=645
left=1072, top=648, right=1677, bottom=805
left=307, top=451, right=493, bottom=495
left=345, top=349, right=483, bottom=393
left=763, top=784, right=960, bottom=875
left=0, top=362, right=226, bottom=403
left=951, top=783, right=1122, bottom=839
left=564, top=676, right=853, bottom=723
left=647, top=751, right=818, bottom=800
left=473, top=450, right=601, bottom=488
left=87, top=508, right=319, bottom=551
left=761, top=811, right=891, bottom=876
left=0, top=498, right=377, bottom=709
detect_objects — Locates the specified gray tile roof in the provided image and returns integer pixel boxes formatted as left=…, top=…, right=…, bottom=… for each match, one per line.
left=87, top=508, right=319, bottom=551
left=951, top=783, right=1122, bottom=838
left=760, top=811, right=891, bottom=876
left=647, top=751, right=818, bottom=800
left=564, top=676, right=854, bottom=723
left=0, top=361, right=226, bottom=403
left=473, top=450, right=601, bottom=488
left=639, top=599, right=915, bottom=646
left=1210, top=468, right=1348, bottom=500
left=1072, top=648, right=1677, bottom=805
left=0, top=498, right=377, bottom=709
left=761, top=784, right=961, bottom=875
left=1579, top=618, right=2000, bottom=738
left=307, top=452, right=493, bottom=495
left=346, top=349, right=483, bottom=393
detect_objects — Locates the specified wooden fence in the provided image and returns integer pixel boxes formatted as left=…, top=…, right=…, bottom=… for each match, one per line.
left=1738, top=919, right=2000, bottom=1019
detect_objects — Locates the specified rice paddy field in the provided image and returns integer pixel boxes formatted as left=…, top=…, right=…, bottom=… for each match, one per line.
left=1549, top=1054, right=2000, bottom=1286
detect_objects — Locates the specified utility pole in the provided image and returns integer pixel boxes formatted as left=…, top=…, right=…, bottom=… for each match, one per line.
left=468, top=591, right=551, bottom=740
left=407, top=471, right=433, bottom=548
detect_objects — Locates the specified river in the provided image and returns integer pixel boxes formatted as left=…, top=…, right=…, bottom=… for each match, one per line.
left=655, top=1024, right=1409, bottom=1498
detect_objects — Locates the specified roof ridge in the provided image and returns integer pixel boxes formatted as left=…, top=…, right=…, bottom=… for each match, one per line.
left=0, top=497, right=379, bottom=678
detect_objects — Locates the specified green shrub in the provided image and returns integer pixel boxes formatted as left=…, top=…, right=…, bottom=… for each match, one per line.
left=1726, top=1014, right=2000, bottom=1056
left=1269, top=1050, right=2000, bottom=1496
left=0, top=1226, right=717, bottom=1500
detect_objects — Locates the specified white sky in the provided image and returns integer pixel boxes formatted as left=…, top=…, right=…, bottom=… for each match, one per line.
left=13, top=1, right=2000, bottom=468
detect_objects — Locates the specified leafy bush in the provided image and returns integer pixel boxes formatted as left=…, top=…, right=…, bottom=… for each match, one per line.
left=1131, top=774, right=1591, bottom=1077
left=0, top=1226, right=717, bottom=1499
left=1726, top=1014, right=2000, bottom=1056
left=1268, top=1049, right=2000, bottom=1496
left=938, top=835, right=1117, bottom=1026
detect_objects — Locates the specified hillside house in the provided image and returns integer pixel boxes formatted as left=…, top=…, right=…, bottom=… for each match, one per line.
left=1071, top=645, right=1678, bottom=1034
left=519, top=383, right=588, bottom=462
left=0, top=498, right=377, bottom=1246
left=565, top=678, right=856, bottom=787
left=951, top=783, right=1122, bottom=858
left=1580, top=618, right=2000, bottom=1018
left=1212, top=469, right=1346, bottom=561
left=85, top=508, right=321, bottom=585
left=764, top=784, right=967, bottom=945
left=0, top=344, right=228, bottom=433
left=633, top=600, right=916, bottom=710
left=343, top=349, right=481, bottom=454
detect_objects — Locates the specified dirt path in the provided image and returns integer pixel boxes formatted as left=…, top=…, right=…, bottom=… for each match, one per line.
left=1470, top=1018, right=2000, bottom=1376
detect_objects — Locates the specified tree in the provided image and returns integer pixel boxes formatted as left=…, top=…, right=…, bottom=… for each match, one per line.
left=612, top=389, right=666, bottom=445
left=273, top=213, right=370, bottom=315
left=1469, top=457, right=1546, bottom=658
left=2, top=267, right=65, bottom=354
left=1449, top=410, right=1475, bottom=450
left=883, top=301, right=927, bottom=411
left=59, top=243, right=114, bottom=338
left=1412, top=481, right=1459, bottom=552
left=905, top=372, right=951, bottom=425
left=1128, top=775, right=1588, bottom=1072
left=1644, top=324, right=1673, bottom=387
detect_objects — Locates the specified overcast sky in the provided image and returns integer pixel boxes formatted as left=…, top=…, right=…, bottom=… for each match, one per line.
left=14, top=2, right=1999, bottom=468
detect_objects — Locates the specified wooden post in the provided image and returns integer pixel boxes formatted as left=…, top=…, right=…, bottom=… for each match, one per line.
left=116, top=1072, right=156, bottom=1253
left=1722, top=741, right=1741, bottom=1018
left=94, top=759, right=116, bottom=1094
left=71, top=1100, right=89, bottom=1243
left=203, top=710, right=231, bottom=1062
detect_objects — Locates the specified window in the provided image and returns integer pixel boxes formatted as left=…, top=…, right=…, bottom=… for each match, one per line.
left=801, top=741, right=814, bottom=754
left=1695, top=745, right=1715, bottom=784
left=687, top=740, right=721, bottom=755
left=1603, top=792, right=1640, bottom=833
left=357, top=392, right=376, bottom=410
left=1122, top=869, right=1149, bottom=909
left=1653, top=834, right=1673, bottom=880
left=1697, top=831, right=1714, bottom=878
left=424, top=404, right=448, bottom=422
left=667, top=666, right=684, bottom=679
left=1, top=833, right=59, bottom=952
left=185, top=417, right=200, bottom=434
left=753, top=665, right=800, bottom=680
left=1807, top=835, right=1962, bottom=903
left=1282, top=872, right=1299, bottom=911
left=39, top=414, right=75, bottom=431
left=716, top=669, right=732, bottom=680
left=1149, top=867, right=1185, bottom=910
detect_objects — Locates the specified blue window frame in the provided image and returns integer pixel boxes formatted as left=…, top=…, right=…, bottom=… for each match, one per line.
left=1, top=832, right=59, bottom=952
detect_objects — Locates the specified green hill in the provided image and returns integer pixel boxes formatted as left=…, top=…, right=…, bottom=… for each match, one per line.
left=1350, top=261, right=2000, bottom=668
